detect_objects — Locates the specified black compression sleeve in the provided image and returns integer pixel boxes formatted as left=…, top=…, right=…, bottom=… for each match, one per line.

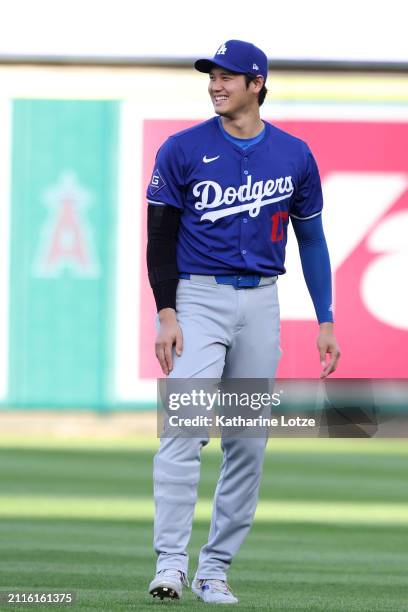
left=146, top=204, right=181, bottom=312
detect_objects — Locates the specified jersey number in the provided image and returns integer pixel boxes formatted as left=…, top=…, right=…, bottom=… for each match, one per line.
left=271, top=211, right=288, bottom=242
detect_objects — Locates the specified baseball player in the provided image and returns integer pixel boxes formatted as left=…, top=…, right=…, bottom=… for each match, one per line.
left=146, top=40, right=340, bottom=604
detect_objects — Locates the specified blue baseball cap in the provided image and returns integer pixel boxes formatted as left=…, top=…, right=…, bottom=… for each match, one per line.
left=195, top=40, right=268, bottom=82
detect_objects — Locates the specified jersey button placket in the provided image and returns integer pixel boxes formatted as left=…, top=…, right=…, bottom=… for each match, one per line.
left=242, top=154, right=249, bottom=176
left=240, top=153, right=249, bottom=267
left=243, top=156, right=249, bottom=176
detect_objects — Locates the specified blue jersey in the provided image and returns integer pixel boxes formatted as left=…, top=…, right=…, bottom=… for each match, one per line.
left=147, top=117, right=323, bottom=276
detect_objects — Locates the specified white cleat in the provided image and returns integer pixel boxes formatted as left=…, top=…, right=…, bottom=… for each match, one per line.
left=192, top=579, right=238, bottom=604
left=149, top=568, right=188, bottom=600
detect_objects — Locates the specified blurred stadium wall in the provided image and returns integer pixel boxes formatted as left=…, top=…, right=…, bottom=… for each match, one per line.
left=0, top=63, right=407, bottom=410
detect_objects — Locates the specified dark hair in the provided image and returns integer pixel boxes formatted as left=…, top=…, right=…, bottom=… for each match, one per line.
left=245, top=74, right=267, bottom=106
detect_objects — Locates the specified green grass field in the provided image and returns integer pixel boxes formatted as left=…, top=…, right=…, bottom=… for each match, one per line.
left=0, top=438, right=407, bottom=611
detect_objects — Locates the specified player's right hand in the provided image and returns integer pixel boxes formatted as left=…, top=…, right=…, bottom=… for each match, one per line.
left=155, top=308, right=183, bottom=375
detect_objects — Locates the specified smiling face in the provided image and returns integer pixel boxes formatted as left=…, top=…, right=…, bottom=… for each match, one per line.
left=208, top=67, right=261, bottom=118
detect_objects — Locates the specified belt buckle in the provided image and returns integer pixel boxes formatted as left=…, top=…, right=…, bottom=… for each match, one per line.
left=236, top=275, right=260, bottom=288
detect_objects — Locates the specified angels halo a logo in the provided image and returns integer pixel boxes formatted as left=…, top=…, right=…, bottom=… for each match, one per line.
left=33, top=171, right=99, bottom=278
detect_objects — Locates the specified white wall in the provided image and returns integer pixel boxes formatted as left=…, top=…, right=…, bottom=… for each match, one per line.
left=1, top=0, right=407, bottom=62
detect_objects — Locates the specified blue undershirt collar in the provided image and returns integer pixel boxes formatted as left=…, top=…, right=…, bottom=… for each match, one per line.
left=217, top=117, right=266, bottom=149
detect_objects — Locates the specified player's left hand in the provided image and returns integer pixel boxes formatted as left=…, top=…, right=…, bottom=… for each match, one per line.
left=317, top=322, right=341, bottom=378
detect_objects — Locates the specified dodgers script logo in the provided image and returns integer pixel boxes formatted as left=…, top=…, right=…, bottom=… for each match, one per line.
left=193, top=174, right=294, bottom=222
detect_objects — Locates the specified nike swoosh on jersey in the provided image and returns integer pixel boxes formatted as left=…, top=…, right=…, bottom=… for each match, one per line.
left=203, top=155, right=220, bottom=163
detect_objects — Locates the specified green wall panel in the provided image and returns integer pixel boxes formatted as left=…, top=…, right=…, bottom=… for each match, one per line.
left=9, top=100, right=119, bottom=407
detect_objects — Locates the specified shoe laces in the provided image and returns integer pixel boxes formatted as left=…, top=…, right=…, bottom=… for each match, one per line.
left=159, top=569, right=189, bottom=586
left=201, top=579, right=231, bottom=595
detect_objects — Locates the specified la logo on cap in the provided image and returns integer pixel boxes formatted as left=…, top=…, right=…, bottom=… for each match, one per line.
left=216, top=43, right=227, bottom=55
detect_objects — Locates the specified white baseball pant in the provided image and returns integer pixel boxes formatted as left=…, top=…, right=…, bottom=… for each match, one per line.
left=153, top=275, right=281, bottom=580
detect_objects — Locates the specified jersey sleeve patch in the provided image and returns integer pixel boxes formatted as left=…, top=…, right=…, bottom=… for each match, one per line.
left=146, top=137, right=185, bottom=210
left=148, top=169, right=167, bottom=196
